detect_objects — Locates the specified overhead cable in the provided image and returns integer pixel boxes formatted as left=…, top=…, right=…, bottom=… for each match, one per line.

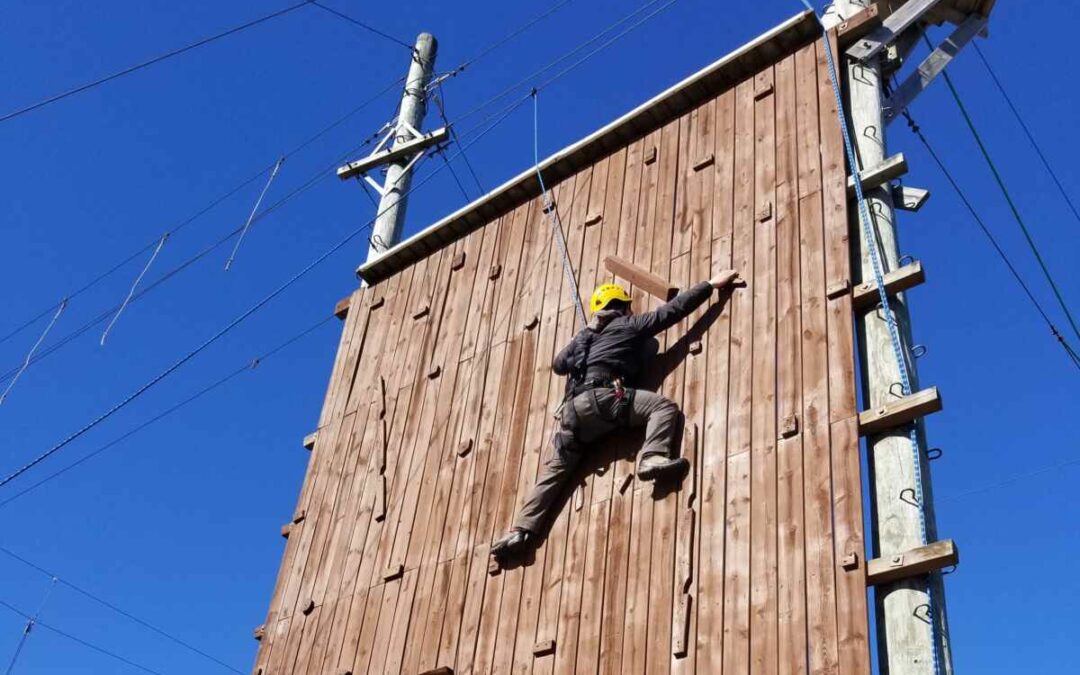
left=0, top=315, right=335, bottom=509
left=901, top=111, right=1080, bottom=371
left=0, top=545, right=245, bottom=673
left=308, top=1, right=413, bottom=50
left=2, top=577, right=56, bottom=675
left=0, top=1, right=313, bottom=124
left=933, top=45, right=1080, bottom=343
left=0, top=597, right=165, bottom=675
left=972, top=43, right=1080, bottom=231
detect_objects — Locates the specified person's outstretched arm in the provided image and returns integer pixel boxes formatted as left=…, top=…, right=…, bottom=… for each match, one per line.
left=552, top=334, right=580, bottom=375
left=627, top=270, right=741, bottom=337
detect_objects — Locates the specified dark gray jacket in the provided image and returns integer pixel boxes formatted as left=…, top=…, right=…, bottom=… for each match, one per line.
left=552, top=281, right=713, bottom=385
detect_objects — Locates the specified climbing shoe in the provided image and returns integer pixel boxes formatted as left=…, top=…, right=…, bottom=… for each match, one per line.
left=491, top=528, right=533, bottom=558
left=636, top=456, right=690, bottom=482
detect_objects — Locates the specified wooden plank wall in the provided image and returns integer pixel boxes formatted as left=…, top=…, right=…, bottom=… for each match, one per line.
left=253, top=36, right=871, bottom=675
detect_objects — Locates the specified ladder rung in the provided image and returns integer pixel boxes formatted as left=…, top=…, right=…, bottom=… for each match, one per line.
left=852, top=261, right=925, bottom=311
left=858, top=387, right=941, bottom=436
left=866, top=539, right=958, bottom=586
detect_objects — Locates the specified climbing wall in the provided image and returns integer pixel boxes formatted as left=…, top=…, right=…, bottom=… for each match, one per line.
left=254, top=33, right=871, bottom=675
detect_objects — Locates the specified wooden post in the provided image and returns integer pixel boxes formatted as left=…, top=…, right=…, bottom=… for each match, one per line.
left=826, top=2, right=954, bottom=673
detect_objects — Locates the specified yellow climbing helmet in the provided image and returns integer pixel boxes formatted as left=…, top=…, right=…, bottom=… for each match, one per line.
left=590, top=283, right=631, bottom=314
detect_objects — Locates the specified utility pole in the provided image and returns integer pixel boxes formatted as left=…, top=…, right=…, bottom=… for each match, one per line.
left=338, top=33, right=440, bottom=265
left=824, top=2, right=954, bottom=674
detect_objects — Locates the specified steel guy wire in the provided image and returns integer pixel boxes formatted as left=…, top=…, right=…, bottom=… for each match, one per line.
left=433, top=84, right=485, bottom=194
left=3, top=577, right=56, bottom=675
left=901, top=111, right=1080, bottom=371
left=805, top=3, right=942, bottom=672
left=0, top=545, right=245, bottom=674
left=99, top=233, right=170, bottom=346
left=932, top=39, right=1080, bottom=343
left=0, top=315, right=336, bottom=510
left=225, top=156, right=286, bottom=271
left=307, top=1, right=413, bottom=50
left=0, top=1, right=314, bottom=124
left=0, top=92, right=529, bottom=490
left=972, top=42, right=1080, bottom=231
left=0, top=300, right=67, bottom=406
left=0, top=597, right=165, bottom=675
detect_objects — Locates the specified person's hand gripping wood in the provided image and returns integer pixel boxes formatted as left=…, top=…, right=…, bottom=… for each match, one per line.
left=710, top=269, right=742, bottom=290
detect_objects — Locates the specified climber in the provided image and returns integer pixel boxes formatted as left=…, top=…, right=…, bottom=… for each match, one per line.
left=491, top=269, right=742, bottom=558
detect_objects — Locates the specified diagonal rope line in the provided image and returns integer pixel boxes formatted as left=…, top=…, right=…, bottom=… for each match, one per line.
left=100, top=233, right=169, bottom=346
left=3, top=577, right=56, bottom=675
left=0, top=299, right=68, bottom=405
left=933, top=46, right=1080, bottom=343
left=902, top=111, right=1080, bottom=371
left=973, top=43, right=1080, bottom=231
left=0, top=1, right=313, bottom=124
left=532, top=91, right=587, bottom=327
left=308, top=1, right=413, bottom=50
left=225, top=156, right=285, bottom=271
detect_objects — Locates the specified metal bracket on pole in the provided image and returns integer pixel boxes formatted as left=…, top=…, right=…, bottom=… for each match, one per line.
left=847, top=0, right=947, bottom=62
left=883, top=15, right=987, bottom=124
left=337, top=124, right=449, bottom=184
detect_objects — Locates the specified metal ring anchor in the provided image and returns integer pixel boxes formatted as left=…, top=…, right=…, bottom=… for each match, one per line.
left=926, top=447, right=943, bottom=461
left=899, top=254, right=916, bottom=267
left=911, top=344, right=928, bottom=359
left=899, top=487, right=920, bottom=507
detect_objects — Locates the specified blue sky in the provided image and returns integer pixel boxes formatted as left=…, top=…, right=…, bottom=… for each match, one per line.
left=0, top=0, right=1076, bottom=672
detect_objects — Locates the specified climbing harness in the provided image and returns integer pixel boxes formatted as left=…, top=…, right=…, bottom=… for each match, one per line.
left=803, top=2, right=943, bottom=672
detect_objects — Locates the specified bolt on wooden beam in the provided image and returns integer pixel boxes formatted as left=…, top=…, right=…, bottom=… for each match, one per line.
left=867, top=539, right=959, bottom=586
left=846, top=153, right=908, bottom=196
left=852, top=260, right=925, bottom=311
left=858, top=387, right=942, bottom=437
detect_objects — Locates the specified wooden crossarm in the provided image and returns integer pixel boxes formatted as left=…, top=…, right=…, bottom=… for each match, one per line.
left=858, top=387, right=942, bottom=436
left=867, top=539, right=959, bottom=585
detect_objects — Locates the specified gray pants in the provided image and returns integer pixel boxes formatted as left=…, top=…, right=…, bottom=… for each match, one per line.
left=513, top=388, right=681, bottom=533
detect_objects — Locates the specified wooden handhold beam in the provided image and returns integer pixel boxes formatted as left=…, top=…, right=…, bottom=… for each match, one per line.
left=281, top=523, right=292, bottom=538
left=375, top=475, right=387, bottom=522
left=688, top=340, right=702, bottom=355
left=533, top=639, right=556, bottom=656
left=756, top=201, right=773, bottom=222
left=301, top=598, right=315, bottom=615
left=826, top=278, right=851, bottom=300
left=893, top=185, right=931, bottom=212
left=523, top=315, right=540, bottom=331
left=369, top=294, right=385, bottom=310
left=867, top=539, right=959, bottom=586
left=778, top=414, right=799, bottom=439
left=427, top=364, right=442, bottom=379
left=858, top=387, right=942, bottom=436
left=487, top=556, right=501, bottom=576
left=852, top=261, right=925, bottom=311
left=753, top=82, right=774, bottom=100
left=692, top=154, right=715, bottom=172
left=643, top=146, right=658, bottom=165
left=841, top=552, right=860, bottom=571
left=334, top=295, right=351, bottom=320
left=604, top=255, right=678, bottom=301
left=672, top=593, right=692, bottom=658
left=383, top=563, right=404, bottom=581
left=457, top=438, right=473, bottom=458
left=253, top=624, right=265, bottom=641
left=303, top=431, right=318, bottom=451
left=618, top=473, right=634, bottom=494
left=451, top=251, right=466, bottom=271
left=837, top=4, right=881, bottom=49
left=584, top=211, right=603, bottom=227
left=413, top=304, right=430, bottom=320
left=488, top=263, right=502, bottom=280
left=847, top=153, right=908, bottom=196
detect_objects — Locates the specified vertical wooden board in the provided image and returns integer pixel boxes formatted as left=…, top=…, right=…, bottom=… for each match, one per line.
left=830, top=415, right=872, bottom=674
left=818, top=35, right=858, bottom=425
left=381, top=568, right=422, bottom=675
left=670, top=103, right=695, bottom=259
left=722, top=75, right=756, bottom=675
left=485, top=202, right=531, bottom=350
left=575, top=499, right=611, bottom=674
left=551, top=469, right=593, bottom=675
left=774, top=52, right=809, bottom=675
left=597, top=470, right=633, bottom=675
left=350, top=583, right=385, bottom=675
left=631, top=128, right=663, bottom=309
left=326, top=590, right=367, bottom=675
left=459, top=216, right=503, bottom=362
left=614, top=138, right=645, bottom=287
left=621, top=483, right=653, bottom=674
left=698, top=86, right=736, bottom=674
left=408, top=560, right=453, bottom=674
left=455, top=543, right=496, bottom=674
left=437, top=550, right=473, bottom=669
left=750, top=64, right=779, bottom=675
left=798, top=37, right=841, bottom=675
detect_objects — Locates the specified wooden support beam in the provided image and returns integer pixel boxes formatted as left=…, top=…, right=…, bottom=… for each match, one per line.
left=302, top=431, right=318, bottom=451
left=848, top=0, right=947, bottom=62
left=846, top=153, right=908, bottom=196
left=858, top=387, right=942, bottom=436
left=884, top=15, right=988, bottom=125
left=334, top=295, right=351, bottom=320
left=852, top=260, right=925, bottom=311
left=867, top=539, right=959, bottom=586
left=336, top=126, right=449, bottom=180
left=892, top=185, right=930, bottom=212
left=603, top=255, right=679, bottom=301
left=837, top=4, right=881, bottom=49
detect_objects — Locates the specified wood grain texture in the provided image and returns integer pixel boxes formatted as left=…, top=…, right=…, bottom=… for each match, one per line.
left=253, top=37, right=867, bottom=675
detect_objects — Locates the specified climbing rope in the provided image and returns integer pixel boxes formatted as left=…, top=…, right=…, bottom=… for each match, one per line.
left=803, top=2, right=942, bottom=672
left=531, top=90, right=588, bottom=327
